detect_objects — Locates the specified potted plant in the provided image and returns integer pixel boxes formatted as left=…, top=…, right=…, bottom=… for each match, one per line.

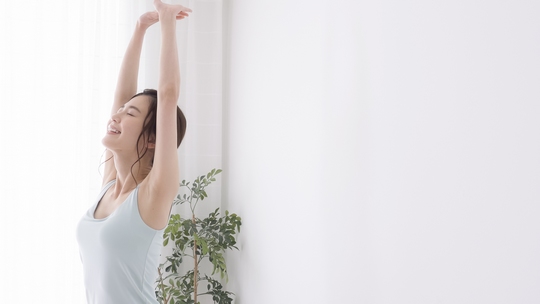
left=156, top=169, right=242, bottom=304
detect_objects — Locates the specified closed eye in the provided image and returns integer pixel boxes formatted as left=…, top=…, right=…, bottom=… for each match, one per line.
left=118, top=105, right=141, bottom=116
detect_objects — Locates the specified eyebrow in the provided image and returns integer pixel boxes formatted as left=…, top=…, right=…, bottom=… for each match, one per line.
left=119, top=105, right=142, bottom=113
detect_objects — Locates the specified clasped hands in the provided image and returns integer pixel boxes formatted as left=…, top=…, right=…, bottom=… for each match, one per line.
left=139, top=0, right=192, bottom=28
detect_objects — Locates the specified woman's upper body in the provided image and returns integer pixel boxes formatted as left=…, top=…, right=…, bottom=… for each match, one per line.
left=76, top=1, right=191, bottom=302
left=100, top=0, right=190, bottom=232
left=77, top=180, right=163, bottom=304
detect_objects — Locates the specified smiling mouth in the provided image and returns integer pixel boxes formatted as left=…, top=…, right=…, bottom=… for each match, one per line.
left=108, top=126, right=121, bottom=134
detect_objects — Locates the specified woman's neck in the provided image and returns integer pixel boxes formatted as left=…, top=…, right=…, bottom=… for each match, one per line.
left=111, top=151, right=153, bottom=194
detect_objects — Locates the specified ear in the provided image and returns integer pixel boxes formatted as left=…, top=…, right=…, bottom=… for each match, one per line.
left=147, top=135, right=156, bottom=149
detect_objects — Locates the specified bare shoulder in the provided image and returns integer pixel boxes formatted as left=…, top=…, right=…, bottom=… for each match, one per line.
left=137, top=178, right=177, bottom=230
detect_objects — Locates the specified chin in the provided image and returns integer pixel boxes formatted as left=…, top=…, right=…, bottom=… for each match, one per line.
left=101, top=135, right=116, bottom=150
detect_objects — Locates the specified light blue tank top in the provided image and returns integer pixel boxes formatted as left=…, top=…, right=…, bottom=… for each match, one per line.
left=76, top=180, right=164, bottom=304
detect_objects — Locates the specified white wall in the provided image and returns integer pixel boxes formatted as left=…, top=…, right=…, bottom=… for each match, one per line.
left=223, top=1, right=540, bottom=303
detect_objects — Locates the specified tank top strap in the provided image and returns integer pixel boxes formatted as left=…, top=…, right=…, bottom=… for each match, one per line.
left=102, top=179, right=116, bottom=191
left=91, top=180, right=116, bottom=209
left=98, top=180, right=116, bottom=198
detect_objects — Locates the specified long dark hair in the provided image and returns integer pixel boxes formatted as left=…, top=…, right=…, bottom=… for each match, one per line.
left=129, top=89, right=187, bottom=184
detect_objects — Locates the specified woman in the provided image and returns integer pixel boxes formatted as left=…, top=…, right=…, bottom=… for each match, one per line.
left=76, top=1, right=191, bottom=303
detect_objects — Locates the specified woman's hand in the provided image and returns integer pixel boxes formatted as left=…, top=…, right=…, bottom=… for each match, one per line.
left=138, top=11, right=159, bottom=29
left=153, top=0, right=192, bottom=20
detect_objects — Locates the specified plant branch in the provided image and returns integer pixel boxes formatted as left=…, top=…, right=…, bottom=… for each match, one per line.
left=157, top=267, right=170, bottom=304
left=191, top=197, right=200, bottom=214
left=192, top=213, right=198, bottom=304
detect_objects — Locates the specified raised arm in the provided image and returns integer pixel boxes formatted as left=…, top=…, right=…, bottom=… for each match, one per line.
left=113, top=12, right=160, bottom=114
left=146, top=1, right=191, bottom=200
left=103, top=12, right=159, bottom=186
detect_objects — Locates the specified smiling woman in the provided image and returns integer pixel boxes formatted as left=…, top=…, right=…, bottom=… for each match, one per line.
left=0, top=1, right=154, bottom=303
left=0, top=0, right=224, bottom=302
left=75, top=1, right=190, bottom=303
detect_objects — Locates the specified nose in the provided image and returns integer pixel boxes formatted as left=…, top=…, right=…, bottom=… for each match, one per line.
left=110, top=112, right=120, bottom=123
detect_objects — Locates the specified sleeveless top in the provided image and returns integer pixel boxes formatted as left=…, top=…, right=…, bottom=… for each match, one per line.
left=76, top=180, right=165, bottom=304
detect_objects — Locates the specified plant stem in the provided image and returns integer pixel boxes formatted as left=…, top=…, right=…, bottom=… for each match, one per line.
left=157, top=267, right=169, bottom=304
left=191, top=198, right=200, bottom=214
left=193, top=213, right=198, bottom=304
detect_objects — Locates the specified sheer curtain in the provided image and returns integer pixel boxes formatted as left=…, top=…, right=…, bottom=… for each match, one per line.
left=0, top=0, right=223, bottom=303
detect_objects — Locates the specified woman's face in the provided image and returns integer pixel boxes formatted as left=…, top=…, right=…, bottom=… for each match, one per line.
left=102, top=95, right=152, bottom=153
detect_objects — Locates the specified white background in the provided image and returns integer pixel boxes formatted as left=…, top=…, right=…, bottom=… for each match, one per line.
left=223, top=0, right=540, bottom=303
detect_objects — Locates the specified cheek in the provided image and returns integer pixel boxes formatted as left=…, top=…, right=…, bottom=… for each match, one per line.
left=132, top=121, right=150, bottom=141
left=120, top=125, right=143, bottom=145
left=126, top=119, right=146, bottom=133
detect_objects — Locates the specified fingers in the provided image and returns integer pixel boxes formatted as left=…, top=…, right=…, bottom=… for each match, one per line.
left=176, top=10, right=191, bottom=19
left=154, top=2, right=192, bottom=17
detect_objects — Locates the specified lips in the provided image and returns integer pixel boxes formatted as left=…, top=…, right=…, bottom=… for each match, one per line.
left=107, top=125, right=121, bottom=134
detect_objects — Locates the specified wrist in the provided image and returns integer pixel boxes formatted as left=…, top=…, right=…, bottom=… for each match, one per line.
left=135, top=21, right=150, bottom=32
left=158, top=13, right=176, bottom=24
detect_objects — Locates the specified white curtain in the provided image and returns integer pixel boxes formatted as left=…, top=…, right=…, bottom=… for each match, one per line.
left=0, top=0, right=222, bottom=303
